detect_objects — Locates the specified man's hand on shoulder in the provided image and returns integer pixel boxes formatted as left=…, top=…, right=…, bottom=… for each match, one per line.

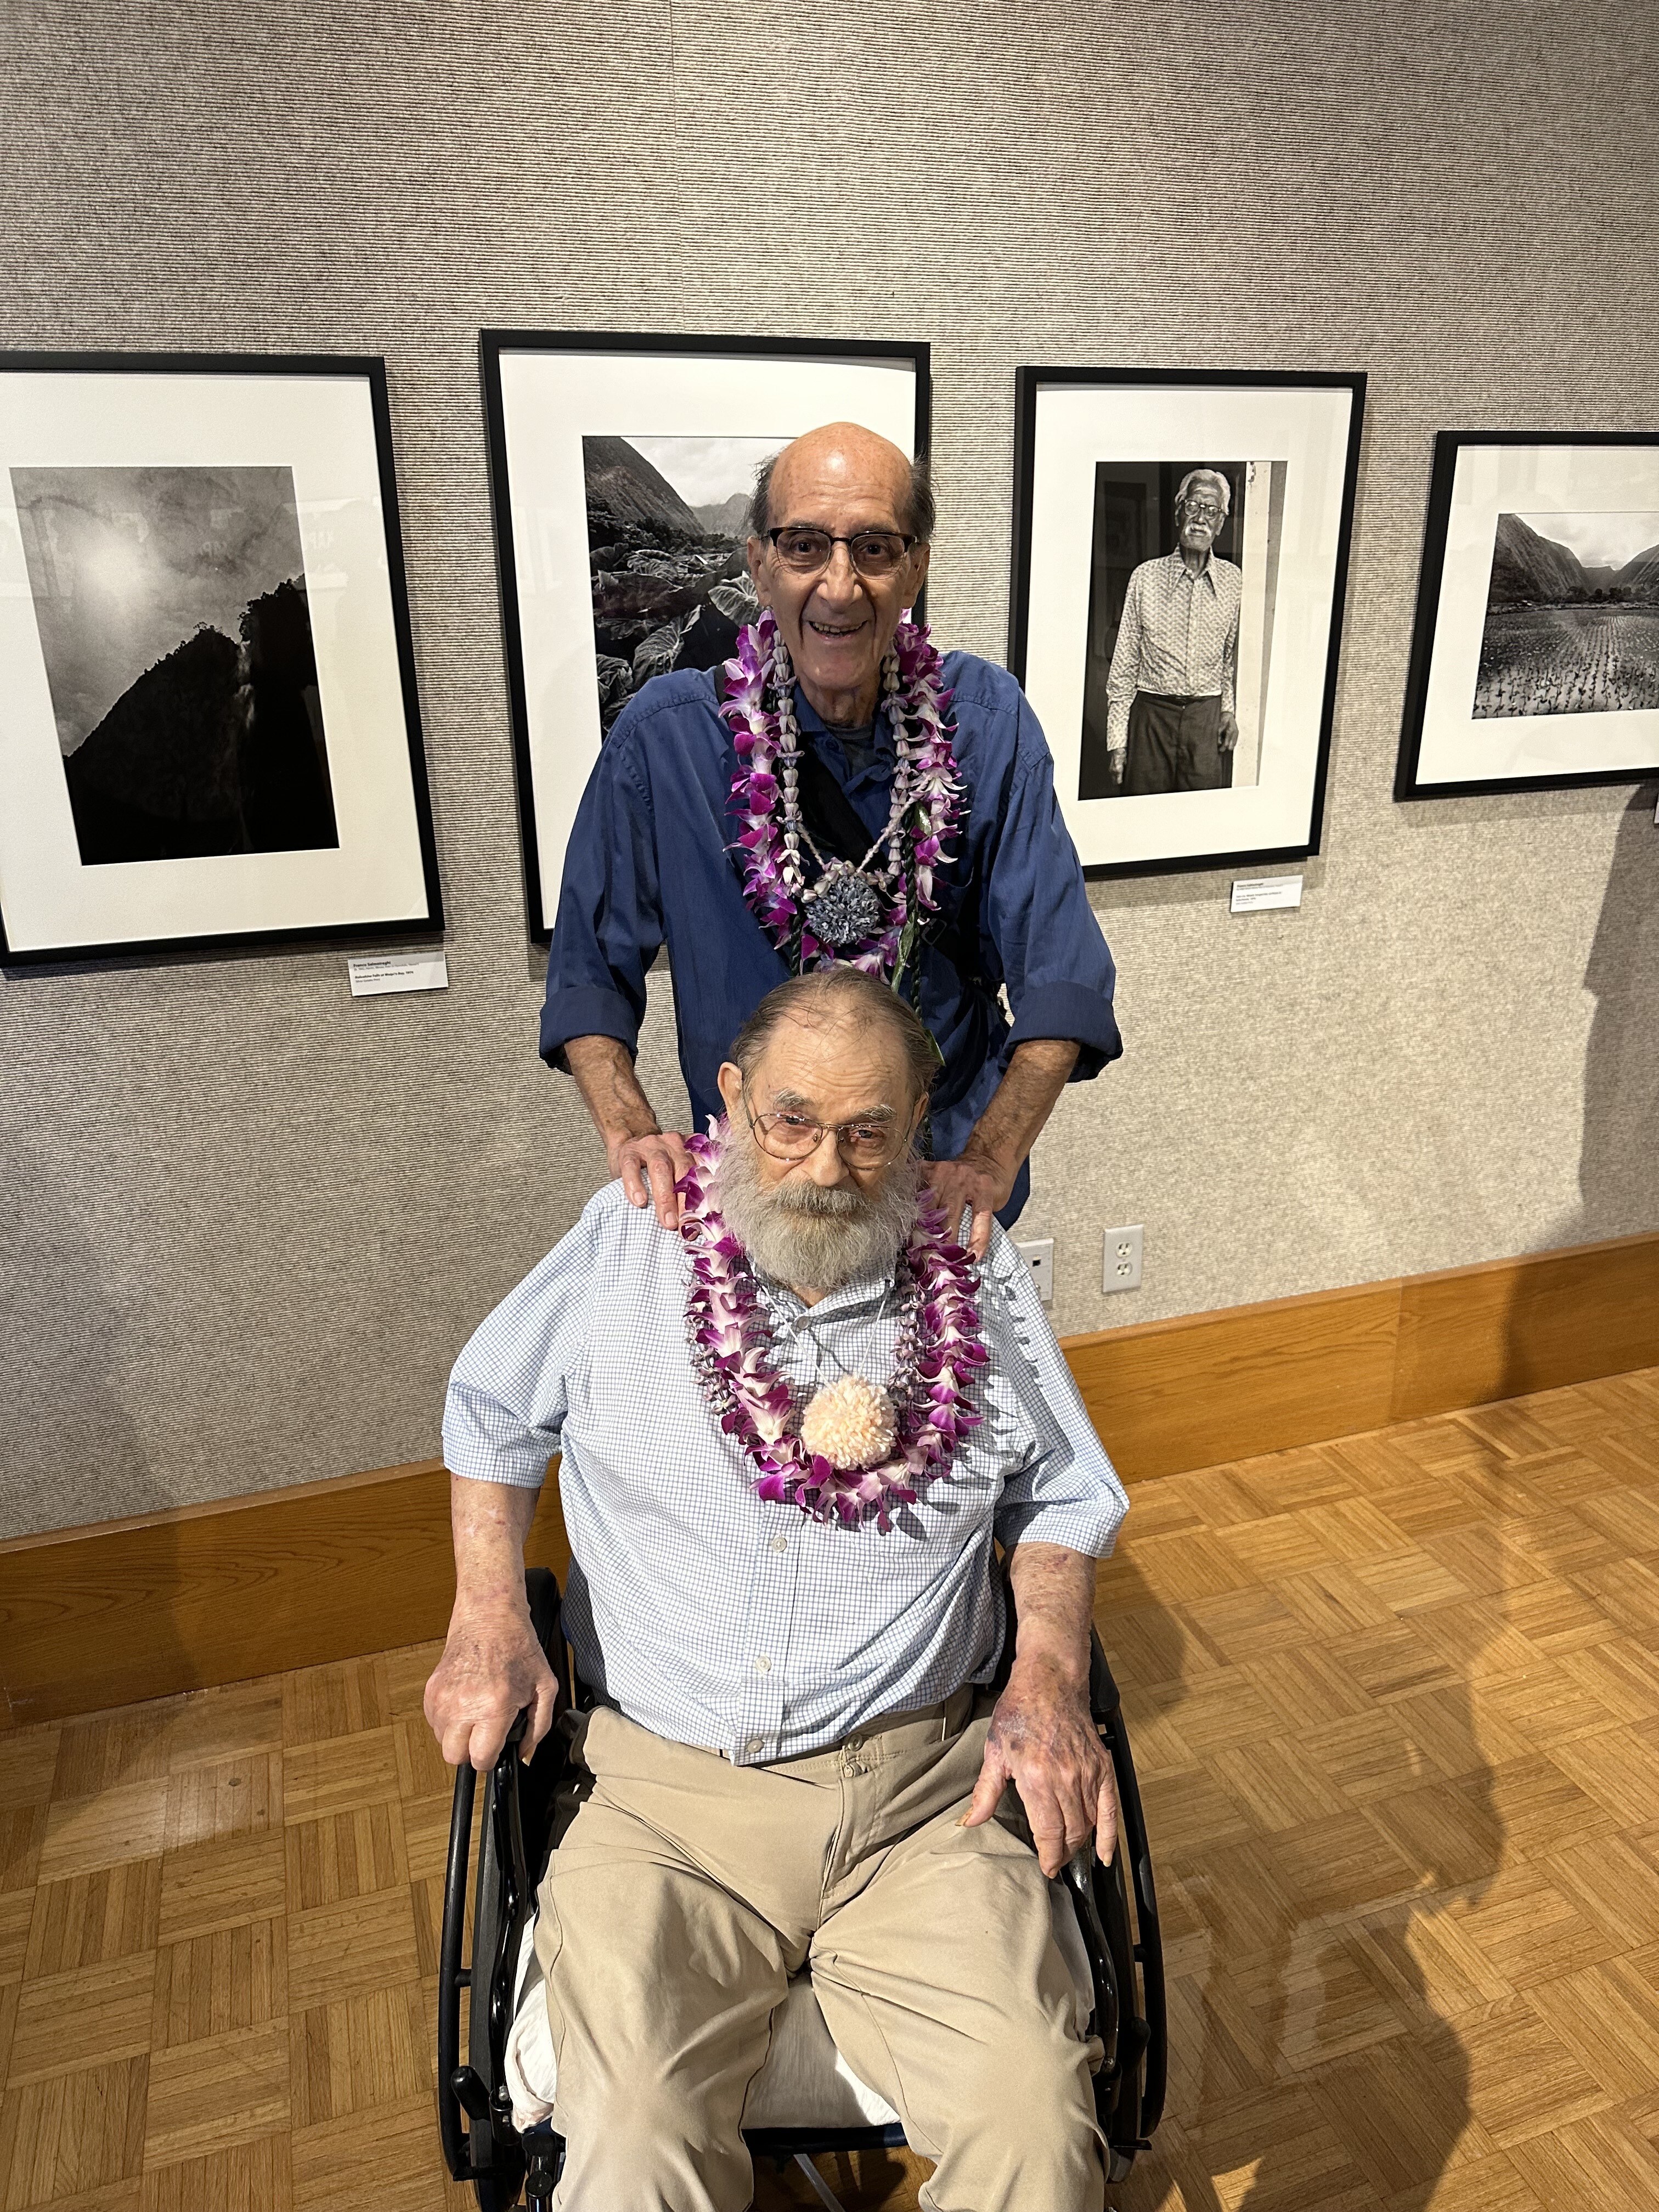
left=923, top=1151, right=1013, bottom=1261
left=961, top=1652, right=1118, bottom=1877
left=612, top=1130, right=691, bottom=1230
left=926, top=1039, right=1077, bottom=1259
left=424, top=1598, right=560, bottom=1772
left=565, top=1034, right=688, bottom=1231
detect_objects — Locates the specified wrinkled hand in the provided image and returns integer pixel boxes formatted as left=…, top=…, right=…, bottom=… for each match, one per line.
left=611, top=1130, right=691, bottom=1229
left=961, top=1656, right=1117, bottom=1876
left=923, top=1152, right=1014, bottom=1260
left=424, top=1600, right=560, bottom=1771
left=1217, top=712, right=1240, bottom=754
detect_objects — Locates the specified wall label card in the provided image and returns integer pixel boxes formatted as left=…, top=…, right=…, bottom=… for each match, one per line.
left=348, top=952, right=448, bottom=996
left=1230, top=874, right=1303, bottom=912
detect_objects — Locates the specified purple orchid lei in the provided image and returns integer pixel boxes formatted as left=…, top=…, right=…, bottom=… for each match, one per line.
left=678, top=1122, right=989, bottom=1530
left=719, top=608, right=965, bottom=980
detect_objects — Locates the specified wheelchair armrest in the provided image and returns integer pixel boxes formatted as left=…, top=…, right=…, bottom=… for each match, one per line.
left=1062, top=1852, right=1119, bottom=2075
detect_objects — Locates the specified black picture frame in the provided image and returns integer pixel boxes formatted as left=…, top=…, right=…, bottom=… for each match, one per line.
left=1396, top=429, right=1659, bottom=800
left=479, top=329, right=931, bottom=943
left=1007, top=366, right=1366, bottom=881
left=0, top=349, right=441, bottom=965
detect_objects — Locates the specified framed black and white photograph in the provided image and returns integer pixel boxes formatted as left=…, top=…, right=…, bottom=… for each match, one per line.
left=0, top=352, right=440, bottom=963
left=1396, top=431, right=1659, bottom=799
left=1008, top=368, right=1365, bottom=877
left=481, top=329, right=929, bottom=940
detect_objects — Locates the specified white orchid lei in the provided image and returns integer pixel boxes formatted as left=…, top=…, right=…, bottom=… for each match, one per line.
left=679, top=1121, right=988, bottom=1528
left=719, top=607, right=964, bottom=983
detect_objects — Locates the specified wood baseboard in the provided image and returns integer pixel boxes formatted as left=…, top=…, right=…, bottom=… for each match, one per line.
left=1069, top=1229, right=1659, bottom=1482
left=3, top=1229, right=1654, bottom=1727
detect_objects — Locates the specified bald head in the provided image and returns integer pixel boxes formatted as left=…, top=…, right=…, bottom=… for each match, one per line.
left=748, top=424, right=934, bottom=542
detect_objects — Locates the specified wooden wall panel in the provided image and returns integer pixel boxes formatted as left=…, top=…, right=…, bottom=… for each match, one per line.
left=3, top=1230, right=1654, bottom=1727
left=0, top=1464, right=572, bottom=1731
left=1392, top=1232, right=1659, bottom=1422
left=1063, top=1279, right=1402, bottom=1484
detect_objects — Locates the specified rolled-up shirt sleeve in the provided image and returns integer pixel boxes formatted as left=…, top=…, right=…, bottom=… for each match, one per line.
left=983, top=689, right=1124, bottom=1081
left=539, top=717, right=664, bottom=1071
left=442, top=1205, right=599, bottom=1489
left=981, top=1229, right=1128, bottom=1557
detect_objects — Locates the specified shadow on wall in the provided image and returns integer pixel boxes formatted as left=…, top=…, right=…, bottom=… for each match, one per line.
left=1576, top=785, right=1659, bottom=1242
left=1099, top=1537, right=1503, bottom=2212
left=0, top=1133, right=185, bottom=1724
left=1498, top=783, right=1659, bottom=1402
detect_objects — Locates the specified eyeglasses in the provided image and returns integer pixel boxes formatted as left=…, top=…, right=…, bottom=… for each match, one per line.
left=1181, top=500, right=1226, bottom=523
left=765, top=527, right=917, bottom=578
left=745, top=1099, right=906, bottom=1168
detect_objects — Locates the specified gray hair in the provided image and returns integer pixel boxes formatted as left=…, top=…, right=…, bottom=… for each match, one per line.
left=730, top=968, right=938, bottom=1102
left=747, top=449, right=936, bottom=543
left=1176, top=467, right=1231, bottom=516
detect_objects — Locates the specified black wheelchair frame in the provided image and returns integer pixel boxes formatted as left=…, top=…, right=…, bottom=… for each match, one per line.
left=437, top=1569, right=1166, bottom=2209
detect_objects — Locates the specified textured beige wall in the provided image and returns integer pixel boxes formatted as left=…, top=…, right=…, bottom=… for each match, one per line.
left=2, top=0, right=1655, bottom=1539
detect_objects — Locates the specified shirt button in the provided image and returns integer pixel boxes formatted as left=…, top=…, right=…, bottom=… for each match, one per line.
left=746, top=1737, right=765, bottom=1757
left=771, top=1535, right=788, bottom=1553
left=754, top=1655, right=771, bottom=1674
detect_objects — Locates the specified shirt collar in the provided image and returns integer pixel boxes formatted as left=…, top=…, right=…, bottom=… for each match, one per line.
left=754, top=1258, right=901, bottom=1324
left=1166, top=546, right=1217, bottom=590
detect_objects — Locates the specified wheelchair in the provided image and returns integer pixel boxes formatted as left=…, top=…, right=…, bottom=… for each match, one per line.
left=437, top=1568, right=1166, bottom=2210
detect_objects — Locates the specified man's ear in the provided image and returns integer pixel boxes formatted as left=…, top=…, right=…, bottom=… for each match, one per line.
left=746, top=537, right=771, bottom=607
left=716, top=1060, right=744, bottom=1121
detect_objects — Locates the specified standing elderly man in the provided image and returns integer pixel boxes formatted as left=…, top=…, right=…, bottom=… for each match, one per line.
left=427, top=966, right=1127, bottom=2212
left=544, top=421, right=1121, bottom=1256
left=1104, top=467, right=1243, bottom=797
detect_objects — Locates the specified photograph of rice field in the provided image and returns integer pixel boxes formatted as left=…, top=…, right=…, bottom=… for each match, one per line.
left=1474, top=510, right=1659, bottom=719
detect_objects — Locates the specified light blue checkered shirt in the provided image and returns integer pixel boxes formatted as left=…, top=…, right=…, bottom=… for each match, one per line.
left=443, top=1183, right=1127, bottom=1764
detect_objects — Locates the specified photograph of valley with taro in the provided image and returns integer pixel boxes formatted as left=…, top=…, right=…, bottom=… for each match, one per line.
left=583, top=433, right=783, bottom=732
left=1475, top=508, right=1659, bottom=719
left=13, top=464, right=335, bottom=864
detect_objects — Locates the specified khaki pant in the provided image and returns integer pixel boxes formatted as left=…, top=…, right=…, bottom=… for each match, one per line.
left=534, top=1691, right=1106, bottom=2212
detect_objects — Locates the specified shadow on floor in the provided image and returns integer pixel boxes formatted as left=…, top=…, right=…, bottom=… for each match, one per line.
left=1098, top=1518, right=1505, bottom=2211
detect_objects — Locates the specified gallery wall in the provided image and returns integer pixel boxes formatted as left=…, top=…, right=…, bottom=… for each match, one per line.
left=2, top=0, right=1656, bottom=1539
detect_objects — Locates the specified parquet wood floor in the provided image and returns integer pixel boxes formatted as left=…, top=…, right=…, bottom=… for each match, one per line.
left=2, top=1367, right=1657, bottom=2210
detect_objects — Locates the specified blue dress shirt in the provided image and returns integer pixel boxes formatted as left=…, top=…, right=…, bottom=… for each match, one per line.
left=540, top=655, right=1122, bottom=1223
left=444, top=1183, right=1128, bottom=1762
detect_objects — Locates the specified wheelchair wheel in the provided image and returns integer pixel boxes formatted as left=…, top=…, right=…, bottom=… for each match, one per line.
left=1091, top=1844, right=1146, bottom=2176
left=1077, top=1629, right=1166, bottom=2180
left=466, top=1783, right=528, bottom=2210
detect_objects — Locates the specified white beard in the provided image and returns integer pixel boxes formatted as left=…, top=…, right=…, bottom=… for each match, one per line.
left=714, top=1122, right=919, bottom=1296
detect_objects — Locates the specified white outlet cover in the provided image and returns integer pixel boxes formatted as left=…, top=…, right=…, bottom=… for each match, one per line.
left=1014, top=1238, right=1055, bottom=1304
left=1102, top=1224, right=1143, bottom=1294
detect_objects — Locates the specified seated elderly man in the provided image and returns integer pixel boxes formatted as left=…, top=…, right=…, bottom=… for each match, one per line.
left=426, top=966, right=1128, bottom=2212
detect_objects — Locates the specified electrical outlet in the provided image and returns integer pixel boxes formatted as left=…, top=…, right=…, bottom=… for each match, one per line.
left=1103, top=1224, right=1143, bottom=1294
left=1014, top=1238, right=1054, bottom=1304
